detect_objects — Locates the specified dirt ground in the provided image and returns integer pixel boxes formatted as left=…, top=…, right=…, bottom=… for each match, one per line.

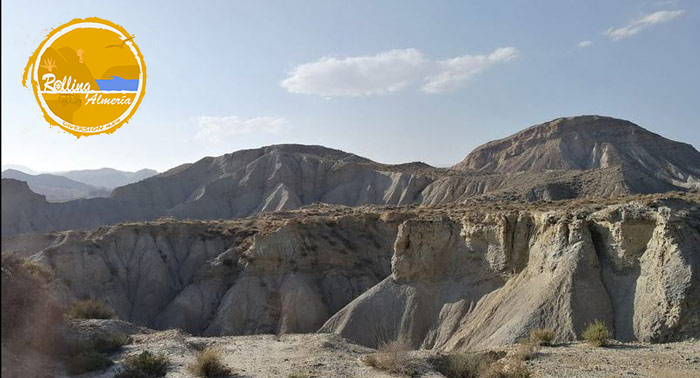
left=63, top=328, right=699, bottom=378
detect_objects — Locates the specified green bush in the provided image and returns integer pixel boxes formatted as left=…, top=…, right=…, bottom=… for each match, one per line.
left=529, top=328, right=555, bottom=346
left=115, top=351, right=169, bottom=378
left=582, top=320, right=611, bottom=347
left=67, top=298, right=115, bottom=319
left=187, top=348, right=232, bottom=377
left=65, top=350, right=114, bottom=375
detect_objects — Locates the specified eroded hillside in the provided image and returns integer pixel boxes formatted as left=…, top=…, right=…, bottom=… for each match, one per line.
left=4, top=192, right=699, bottom=351
left=3, top=116, right=699, bottom=236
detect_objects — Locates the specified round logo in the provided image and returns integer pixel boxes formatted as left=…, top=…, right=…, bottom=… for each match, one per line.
left=23, top=18, right=146, bottom=137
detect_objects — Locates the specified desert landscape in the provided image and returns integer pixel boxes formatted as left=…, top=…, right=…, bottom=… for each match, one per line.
left=4, top=1, right=700, bottom=376
left=2, top=115, right=699, bottom=377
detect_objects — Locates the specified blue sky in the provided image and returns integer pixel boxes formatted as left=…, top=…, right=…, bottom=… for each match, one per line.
left=2, top=0, right=698, bottom=172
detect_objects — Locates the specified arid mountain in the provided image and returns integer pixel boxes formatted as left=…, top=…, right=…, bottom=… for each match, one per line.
left=2, top=116, right=698, bottom=236
left=424, top=115, right=700, bottom=202
left=454, top=116, right=700, bottom=180
left=55, top=167, right=157, bottom=189
left=0, top=169, right=110, bottom=201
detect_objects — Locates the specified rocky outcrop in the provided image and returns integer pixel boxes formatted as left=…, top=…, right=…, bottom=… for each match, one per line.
left=5, top=194, right=698, bottom=349
left=4, top=209, right=403, bottom=336
left=321, top=195, right=700, bottom=350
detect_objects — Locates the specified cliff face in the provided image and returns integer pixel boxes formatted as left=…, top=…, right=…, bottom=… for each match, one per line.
left=5, top=194, right=699, bottom=349
left=7, top=209, right=402, bottom=336
left=321, top=195, right=700, bottom=350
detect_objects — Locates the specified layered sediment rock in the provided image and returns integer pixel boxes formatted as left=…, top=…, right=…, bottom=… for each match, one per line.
left=321, top=195, right=700, bottom=350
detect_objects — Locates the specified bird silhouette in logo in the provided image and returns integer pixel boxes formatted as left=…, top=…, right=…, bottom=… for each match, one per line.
left=105, top=35, right=135, bottom=49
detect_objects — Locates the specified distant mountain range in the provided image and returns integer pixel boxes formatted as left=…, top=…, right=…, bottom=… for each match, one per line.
left=0, top=167, right=157, bottom=202
left=52, top=168, right=158, bottom=189
left=0, top=169, right=110, bottom=202
left=2, top=115, right=699, bottom=236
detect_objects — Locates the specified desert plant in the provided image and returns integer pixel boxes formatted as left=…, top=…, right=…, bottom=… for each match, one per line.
left=187, top=347, right=232, bottom=377
left=529, top=328, right=555, bottom=346
left=513, top=340, right=536, bottom=362
left=66, top=298, right=115, bottom=319
left=430, top=351, right=507, bottom=378
left=67, top=335, right=130, bottom=356
left=115, top=351, right=169, bottom=378
left=583, top=320, right=610, bottom=347
left=362, top=339, right=423, bottom=377
left=65, top=350, right=114, bottom=375
left=1, top=255, right=63, bottom=354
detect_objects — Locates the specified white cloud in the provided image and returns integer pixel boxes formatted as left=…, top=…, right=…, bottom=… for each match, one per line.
left=604, top=9, right=684, bottom=40
left=281, top=47, right=518, bottom=97
left=578, top=40, right=592, bottom=48
left=195, top=116, right=289, bottom=142
left=422, top=47, right=518, bottom=94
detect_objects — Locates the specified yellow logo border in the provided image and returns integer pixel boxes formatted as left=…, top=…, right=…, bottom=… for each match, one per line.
left=22, top=17, right=147, bottom=138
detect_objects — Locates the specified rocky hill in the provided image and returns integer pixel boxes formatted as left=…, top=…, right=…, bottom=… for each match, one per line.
left=4, top=193, right=699, bottom=349
left=2, top=116, right=699, bottom=236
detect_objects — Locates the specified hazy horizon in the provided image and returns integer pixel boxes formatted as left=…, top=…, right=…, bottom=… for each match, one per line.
left=3, top=0, right=699, bottom=172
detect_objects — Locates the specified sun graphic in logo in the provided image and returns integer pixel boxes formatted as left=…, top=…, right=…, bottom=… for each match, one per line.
left=23, top=17, right=146, bottom=137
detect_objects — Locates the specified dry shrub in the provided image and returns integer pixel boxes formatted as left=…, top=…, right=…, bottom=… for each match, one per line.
left=528, top=328, right=555, bottom=346
left=583, top=320, right=610, bottom=347
left=64, top=350, right=114, bottom=375
left=1, top=255, right=63, bottom=354
left=430, top=350, right=531, bottom=378
left=513, top=340, right=537, bottom=362
left=187, top=347, right=232, bottom=377
left=363, top=339, right=423, bottom=377
left=430, top=350, right=507, bottom=378
left=115, top=351, right=169, bottom=378
left=66, top=298, right=115, bottom=319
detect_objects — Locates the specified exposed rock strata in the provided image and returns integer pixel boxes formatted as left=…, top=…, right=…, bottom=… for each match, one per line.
left=4, top=194, right=698, bottom=349
left=321, top=195, right=700, bottom=350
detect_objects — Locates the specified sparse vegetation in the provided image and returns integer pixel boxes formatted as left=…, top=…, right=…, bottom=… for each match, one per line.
left=362, top=339, right=424, bottom=377
left=513, top=339, right=537, bottom=361
left=529, top=328, right=555, bottom=346
left=66, top=298, right=115, bottom=319
left=187, top=347, right=233, bottom=377
left=65, top=350, right=114, bottom=375
left=288, top=374, right=309, bottom=378
left=1, top=255, right=63, bottom=354
left=63, top=334, right=130, bottom=375
left=583, top=320, right=611, bottom=347
left=115, top=351, right=169, bottom=378
left=430, top=350, right=508, bottom=378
